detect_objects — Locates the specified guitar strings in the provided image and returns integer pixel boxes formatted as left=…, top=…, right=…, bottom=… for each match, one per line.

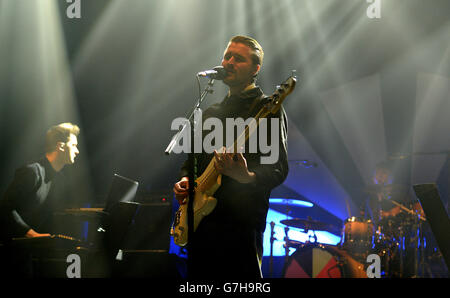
left=192, top=77, right=294, bottom=190
left=195, top=108, right=268, bottom=190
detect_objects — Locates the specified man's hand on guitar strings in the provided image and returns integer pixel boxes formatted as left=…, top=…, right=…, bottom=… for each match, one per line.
left=214, top=148, right=256, bottom=184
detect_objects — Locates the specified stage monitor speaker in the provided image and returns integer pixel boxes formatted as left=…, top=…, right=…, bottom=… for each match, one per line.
left=413, top=183, right=450, bottom=271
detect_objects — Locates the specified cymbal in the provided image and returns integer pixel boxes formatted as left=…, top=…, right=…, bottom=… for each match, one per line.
left=280, top=218, right=335, bottom=232
left=269, top=198, right=313, bottom=207
left=269, top=198, right=313, bottom=215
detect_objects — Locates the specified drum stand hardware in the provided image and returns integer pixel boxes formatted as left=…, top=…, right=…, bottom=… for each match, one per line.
left=269, top=221, right=276, bottom=278
left=283, top=226, right=290, bottom=266
left=411, top=214, right=434, bottom=278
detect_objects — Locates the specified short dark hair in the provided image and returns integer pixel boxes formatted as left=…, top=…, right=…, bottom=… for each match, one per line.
left=228, top=35, right=264, bottom=83
left=45, top=122, right=80, bottom=153
left=229, top=35, right=264, bottom=67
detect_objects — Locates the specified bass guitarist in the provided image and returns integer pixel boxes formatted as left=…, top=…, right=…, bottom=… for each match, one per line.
left=173, top=35, right=289, bottom=279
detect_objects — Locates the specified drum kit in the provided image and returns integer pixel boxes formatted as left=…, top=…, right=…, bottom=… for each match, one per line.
left=269, top=216, right=368, bottom=278
left=269, top=187, right=438, bottom=278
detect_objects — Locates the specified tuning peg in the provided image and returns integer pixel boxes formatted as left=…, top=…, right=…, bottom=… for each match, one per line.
left=291, top=69, right=297, bottom=78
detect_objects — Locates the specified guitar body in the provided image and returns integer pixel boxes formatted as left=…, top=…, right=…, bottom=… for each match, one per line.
left=171, top=167, right=222, bottom=246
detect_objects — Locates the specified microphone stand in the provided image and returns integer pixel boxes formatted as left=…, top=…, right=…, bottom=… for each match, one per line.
left=165, top=77, right=216, bottom=155
left=165, top=77, right=217, bottom=278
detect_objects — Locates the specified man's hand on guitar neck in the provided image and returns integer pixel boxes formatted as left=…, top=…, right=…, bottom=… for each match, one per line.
left=214, top=148, right=256, bottom=184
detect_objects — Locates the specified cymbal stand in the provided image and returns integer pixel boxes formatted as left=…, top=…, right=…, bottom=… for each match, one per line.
left=306, top=229, right=318, bottom=244
left=409, top=214, right=421, bottom=277
left=376, top=193, right=384, bottom=228
left=269, top=221, right=276, bottom=278
left=283, top=226, right=290, bottom=269
left=419, top=216, right=425, bottom=277
left=415, top=213, right=433, bottom=277
left=398, top=225, right=404, bottom=278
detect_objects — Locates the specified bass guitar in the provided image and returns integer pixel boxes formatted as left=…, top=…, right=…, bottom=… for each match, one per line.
left=171, top=74, right=297, bottom=246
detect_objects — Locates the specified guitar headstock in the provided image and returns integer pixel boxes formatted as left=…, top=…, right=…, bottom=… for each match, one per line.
left=265, top=71, right=297, bottom=114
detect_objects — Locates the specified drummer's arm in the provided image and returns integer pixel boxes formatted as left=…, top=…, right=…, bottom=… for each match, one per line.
left=381, top=206, right=402, bottom=217
left=413, top=202, right=425, bottom=217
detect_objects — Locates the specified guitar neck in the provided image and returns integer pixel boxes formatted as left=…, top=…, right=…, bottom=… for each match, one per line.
left=227, top=108, right=269, bottom=154
left=196, top=107, right=270, bottom=192
left=196, top=74, right=296, bottom=191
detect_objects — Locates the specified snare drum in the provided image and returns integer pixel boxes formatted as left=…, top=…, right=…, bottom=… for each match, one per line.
left=341, top=217, right=374, bottom=257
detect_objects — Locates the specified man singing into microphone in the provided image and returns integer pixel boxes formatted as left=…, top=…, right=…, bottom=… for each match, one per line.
left=173, top=35, right=289, bottom=279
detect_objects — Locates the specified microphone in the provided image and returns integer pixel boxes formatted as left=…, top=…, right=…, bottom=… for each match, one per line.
left=197, top=66, right=228, bottom=80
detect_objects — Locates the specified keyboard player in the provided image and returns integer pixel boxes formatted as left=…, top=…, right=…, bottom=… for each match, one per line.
left=0, top=123, right=80, bottom=277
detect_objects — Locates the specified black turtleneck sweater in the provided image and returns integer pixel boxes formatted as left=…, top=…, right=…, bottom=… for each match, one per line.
left=179, top=86, right=289, bottom=278
left=0, top=157, right=59, bottom=240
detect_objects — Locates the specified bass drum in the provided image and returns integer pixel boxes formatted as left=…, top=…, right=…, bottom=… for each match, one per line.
left=283, top=244, right=367, bottom=278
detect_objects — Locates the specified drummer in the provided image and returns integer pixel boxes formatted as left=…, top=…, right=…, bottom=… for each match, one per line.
left=363, top=161, right=429, bottom=278
left=363, top=161, right=424, bottom=222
